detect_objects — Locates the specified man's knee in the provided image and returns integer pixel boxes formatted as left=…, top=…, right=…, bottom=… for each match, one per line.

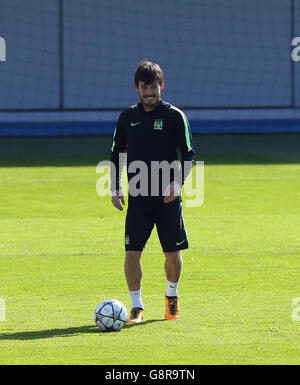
left=125, top=251, right=142, bottom=262
left=164, top=250, right=182, bottom=261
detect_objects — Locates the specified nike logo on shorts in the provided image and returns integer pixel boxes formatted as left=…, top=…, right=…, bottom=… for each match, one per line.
left=176, top=240, right=185, bottom=246
left=131, top=122, right=142, bottom=126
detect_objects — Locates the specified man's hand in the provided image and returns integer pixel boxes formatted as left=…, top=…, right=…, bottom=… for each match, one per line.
left=163, top=181, right=181, bottom=204
left=111, top=190, right=125, bottom=211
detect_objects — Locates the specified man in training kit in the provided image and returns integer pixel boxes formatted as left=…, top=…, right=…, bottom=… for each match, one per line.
left=110, top=60, right=194, bottom=323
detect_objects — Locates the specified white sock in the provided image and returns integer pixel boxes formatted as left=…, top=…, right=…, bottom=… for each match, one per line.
left=129, top=289, right=144, bottom=309
left=166, top=281, right=179, bottom=298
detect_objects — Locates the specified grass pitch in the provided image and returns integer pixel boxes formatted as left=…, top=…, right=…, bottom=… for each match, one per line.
left=0, top=134, right=300, bottom=365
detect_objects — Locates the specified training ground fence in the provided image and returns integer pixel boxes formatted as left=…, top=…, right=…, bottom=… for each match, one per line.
left=1, top=0, right=300, bottom=136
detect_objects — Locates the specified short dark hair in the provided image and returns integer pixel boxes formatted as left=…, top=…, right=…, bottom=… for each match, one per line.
left=134, top=60, right=164, bottom=87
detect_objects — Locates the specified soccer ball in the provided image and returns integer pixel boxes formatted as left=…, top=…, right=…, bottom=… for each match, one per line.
left=94, top=299, right=128, bottom=332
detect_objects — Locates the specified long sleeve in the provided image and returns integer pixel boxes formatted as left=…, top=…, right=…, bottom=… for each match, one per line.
left=110, top=112, right=127, bottom=193
left=174, top=109, right=195, bottom=185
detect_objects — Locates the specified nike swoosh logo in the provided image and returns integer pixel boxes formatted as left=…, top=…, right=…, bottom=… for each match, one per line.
left=176, top=240, right=186, bottom=246
left=131, top=122, right=142, bottom=126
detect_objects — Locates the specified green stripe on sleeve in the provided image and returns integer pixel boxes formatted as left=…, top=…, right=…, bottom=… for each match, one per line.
left=111, top=127, right=117, bottom=151
left=170, top=105, right=192, bottom=151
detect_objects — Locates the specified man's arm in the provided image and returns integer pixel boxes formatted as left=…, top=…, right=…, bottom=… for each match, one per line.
left=110, top=112, right=127, bottom=210
left=174, top=109, right=195, bottom=185
left=164, top=108, right=195, bottom=203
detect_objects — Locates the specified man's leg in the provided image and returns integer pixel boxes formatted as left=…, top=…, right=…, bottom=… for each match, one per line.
left=125, top=250, right=144, bottom=323
left=125, top=250, right=143, bottom=292
left=155, top=197, right=187, bottom=304
left=124, top=200, right=154, bottom=323
left=164, top=250, right=182, bottom=320
left=164, top=250, right=183, bottom=286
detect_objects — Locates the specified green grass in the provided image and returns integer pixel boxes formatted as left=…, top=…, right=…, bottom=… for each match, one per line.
left=0, top=134, right=300, bottom=365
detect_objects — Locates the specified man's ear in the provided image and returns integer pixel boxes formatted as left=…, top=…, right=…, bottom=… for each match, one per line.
left=161, top=82, right=165, bottom=90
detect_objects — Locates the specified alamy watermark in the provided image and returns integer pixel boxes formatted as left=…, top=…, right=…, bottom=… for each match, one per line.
left=96, top=156, right=204, bottom=207
left=292, top=297, right=300, bottom=321
left=291, top=37, right=300, bottom=62
left=0, top=37, right=6, bottom=62
left=0, top=297, right=6, bottom=321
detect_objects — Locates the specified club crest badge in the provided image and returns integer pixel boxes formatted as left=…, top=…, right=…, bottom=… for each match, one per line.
left=153, top=119, right=163, bottom=130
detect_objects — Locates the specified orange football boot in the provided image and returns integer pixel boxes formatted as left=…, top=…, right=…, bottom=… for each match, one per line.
left=165, top=295, right=180, bottom=320
left=128, top=307, right=144, bottom=324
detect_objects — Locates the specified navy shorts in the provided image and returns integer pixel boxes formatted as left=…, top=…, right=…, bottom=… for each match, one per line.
left=125, top=197, right=188, bottom=252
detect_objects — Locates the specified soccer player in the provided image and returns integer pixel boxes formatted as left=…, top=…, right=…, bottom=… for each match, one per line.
left=110, top=61, right=194, bottom=323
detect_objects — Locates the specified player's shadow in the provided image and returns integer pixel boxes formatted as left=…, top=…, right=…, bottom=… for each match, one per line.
left=123, top=318, right=166, bottom=329
left=0, top=325, right=98, bottom=340
left=0, top=320, right=166, bottom=340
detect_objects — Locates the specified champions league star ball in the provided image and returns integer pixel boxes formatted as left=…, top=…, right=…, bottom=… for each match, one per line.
left=94, top=299, right=128, bottom=332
